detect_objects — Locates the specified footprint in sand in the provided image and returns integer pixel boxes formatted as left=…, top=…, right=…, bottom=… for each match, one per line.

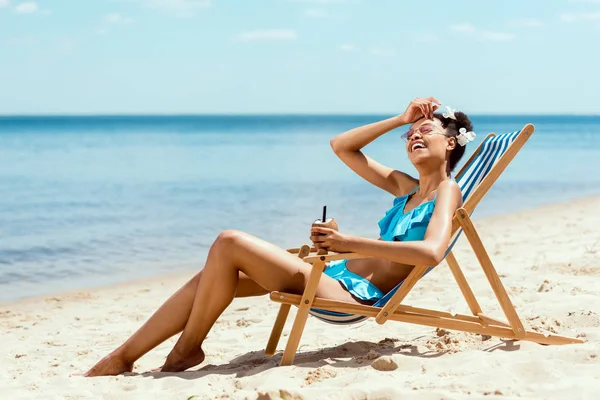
left=377, top=337, right=401, bottom=348
left=537, top=279, right=554, bottom=292
left=305, top=366, right=337, bottom=385
left=256, top=389, right=302, bottom=400
left=425, top=328, right=462, bottom=353
left=45, top=297, right=61, bottom=302
left=354, top=350, right=381, bottom=364
left=44, top=341, right=66, bottom=347
left=236, top=318, right=261, bottom=327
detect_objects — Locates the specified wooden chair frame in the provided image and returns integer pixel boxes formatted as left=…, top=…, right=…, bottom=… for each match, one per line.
left=264, top=124, right=583, bottom=366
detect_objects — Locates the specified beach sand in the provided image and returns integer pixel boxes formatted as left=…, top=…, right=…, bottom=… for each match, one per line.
left=2, top=197, right=600, bottom=400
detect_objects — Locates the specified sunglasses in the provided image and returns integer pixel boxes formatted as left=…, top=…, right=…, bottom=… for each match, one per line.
left=401, top=123, right=447, bottom=142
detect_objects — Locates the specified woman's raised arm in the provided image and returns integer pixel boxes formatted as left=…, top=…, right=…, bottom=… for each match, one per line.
left=330, top=97, right=440, bottom=197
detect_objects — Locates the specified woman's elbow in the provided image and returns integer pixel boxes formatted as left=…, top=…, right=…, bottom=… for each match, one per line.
left=330, top=137, right=341, bottom=154
left=330, top=137, right=358, bottom=156
left=424, top=243, right=446, bottom=265
left=431, top=250, right=446, bottom=265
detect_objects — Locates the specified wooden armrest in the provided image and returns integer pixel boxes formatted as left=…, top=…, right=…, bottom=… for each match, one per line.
left=303, top=251, right=372, bottom=264
left=288, top=246, right=371, bottom=264
left=287, top=246, right=317, bottom=254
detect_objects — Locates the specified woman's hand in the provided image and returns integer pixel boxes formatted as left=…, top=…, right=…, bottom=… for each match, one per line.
left=400, top=97, right=441, bottom=124
left=310, top=227, right=356, bottom=253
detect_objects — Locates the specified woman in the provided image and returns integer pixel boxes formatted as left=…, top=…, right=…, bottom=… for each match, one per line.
left=85, top=97, right=475, bottom=376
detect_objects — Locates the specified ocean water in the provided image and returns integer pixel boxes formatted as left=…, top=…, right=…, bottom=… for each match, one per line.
left=1, top=115, right=600, bottom=302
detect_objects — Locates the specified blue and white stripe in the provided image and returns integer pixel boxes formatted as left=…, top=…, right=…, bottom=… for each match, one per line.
left=308, top=130, right=522, bottom=325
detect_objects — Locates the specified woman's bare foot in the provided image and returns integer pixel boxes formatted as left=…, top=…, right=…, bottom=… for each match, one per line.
left=160, top=347, right=205, bottom=372
left=84, top=353, right=133, bottom=377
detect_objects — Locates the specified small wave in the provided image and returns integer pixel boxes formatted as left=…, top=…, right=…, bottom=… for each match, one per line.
left=0, top=245, right=79, bottom=265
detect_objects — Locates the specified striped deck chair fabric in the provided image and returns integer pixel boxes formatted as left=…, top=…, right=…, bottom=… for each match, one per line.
left=308, top=129, right=522, bottom=325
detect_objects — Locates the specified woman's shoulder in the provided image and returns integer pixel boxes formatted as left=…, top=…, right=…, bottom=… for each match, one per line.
left=437, top=179, right=460, bottom=193
left=434, top=179, right=463, bottom=206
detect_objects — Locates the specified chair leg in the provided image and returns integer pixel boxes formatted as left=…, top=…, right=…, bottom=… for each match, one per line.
left=266, top=244, right=310, bottom=358
left=445, top=251, right=483, bottom=316
left=280, top=305, right=309, bottom=366
left=280, top=260, right=325, bottom=366
left=456, top=209, right=526, bottom=338
left=265, top=304, right=291, bottom=356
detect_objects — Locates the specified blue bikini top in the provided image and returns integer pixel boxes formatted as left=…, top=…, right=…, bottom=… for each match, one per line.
left=378, top=186, right=435, bottom=242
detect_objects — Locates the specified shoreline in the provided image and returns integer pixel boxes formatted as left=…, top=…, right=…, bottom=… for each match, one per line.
left=3, top=192, right=600, bottom=307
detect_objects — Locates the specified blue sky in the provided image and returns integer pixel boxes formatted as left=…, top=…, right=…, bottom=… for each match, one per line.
left=1, top=0, right=599, bottom=114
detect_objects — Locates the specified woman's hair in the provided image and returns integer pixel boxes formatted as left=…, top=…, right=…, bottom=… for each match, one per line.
left=433, top=111, right=474, bottom=173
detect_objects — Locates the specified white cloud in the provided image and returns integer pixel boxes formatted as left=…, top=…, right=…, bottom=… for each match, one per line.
left=304, top=8, right=327, bottom=18
left=511, top=18, right=543, bottom=28
left=108, top=0, right=211, bottom=18
left=236, top=29, right=298, bottom=42
left=339, top=43, right=355, bottom=51
left=96, top=28, right=108, bottom=36
left=451, top=23, right=476, bottom=33
left=480, top=31, right=516, bottom=42
left=560, top=12, right=600, bottom=22
left=14, top=1, right=37, bottom=13
left=370, top=46, right=395, bottom=57
left=289, top=0, right=352, bottom=3
left=105, top=12, right=135, bottom=24
left=147, top=0, right=211, bottom=18
left=451, top=23, right=515, bottom=42
left=560, top=13, right=577, bottom=23
left=0, top=0, right=10, bottom=8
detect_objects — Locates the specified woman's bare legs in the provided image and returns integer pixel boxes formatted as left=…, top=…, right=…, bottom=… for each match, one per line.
left=85, top=230, right=357, bottom=376
left=85, top=269, right=267, bottom=376
left=159, top=230, right=358, bottom=372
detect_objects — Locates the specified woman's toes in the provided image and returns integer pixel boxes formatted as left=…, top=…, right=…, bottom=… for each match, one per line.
left=84, top=354, right=133, bottom=377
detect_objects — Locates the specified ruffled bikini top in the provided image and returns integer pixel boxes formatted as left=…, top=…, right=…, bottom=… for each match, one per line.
left=378, top=186, right=435, bottom=242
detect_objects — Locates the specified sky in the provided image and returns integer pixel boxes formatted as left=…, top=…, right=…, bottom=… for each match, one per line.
left=0, top=0, right=599, bottom=115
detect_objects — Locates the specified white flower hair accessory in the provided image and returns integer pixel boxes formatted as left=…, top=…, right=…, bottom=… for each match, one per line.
left=442, top=106, right=456, bottom=120
left=456, top=127, right=476, bottom=146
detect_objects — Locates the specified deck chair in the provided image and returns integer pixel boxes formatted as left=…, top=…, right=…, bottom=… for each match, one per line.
left=265, top=123, right=583, bottom=366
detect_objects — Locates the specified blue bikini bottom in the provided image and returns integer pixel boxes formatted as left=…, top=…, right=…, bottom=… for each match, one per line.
left=324, top=259, right=384, bottom=302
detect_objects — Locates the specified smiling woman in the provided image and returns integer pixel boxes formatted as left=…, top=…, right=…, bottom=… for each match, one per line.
left=84, top=97, right=473, bottom=376
left=322, top=98, right=474, bottom=295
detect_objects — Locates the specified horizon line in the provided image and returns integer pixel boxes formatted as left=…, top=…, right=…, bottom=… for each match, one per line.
left=1, top=112, right=600, bottom=118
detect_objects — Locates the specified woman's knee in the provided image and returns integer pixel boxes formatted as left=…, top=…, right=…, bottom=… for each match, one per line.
left=191, top=270, right=202, bottom=285
left=211, top=230, right=250, bottom=258
left=214, top=229, right=244, bottom=247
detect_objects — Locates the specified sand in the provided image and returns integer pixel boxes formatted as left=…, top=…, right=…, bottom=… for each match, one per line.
left=2, top=197, right=600, bottom=399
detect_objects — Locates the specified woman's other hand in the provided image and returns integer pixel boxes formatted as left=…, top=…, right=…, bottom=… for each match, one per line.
left=310, top=227, right=356, bottom=253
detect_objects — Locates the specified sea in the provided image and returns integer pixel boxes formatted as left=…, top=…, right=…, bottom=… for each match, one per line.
left=1, top=115, right=599, bottom=302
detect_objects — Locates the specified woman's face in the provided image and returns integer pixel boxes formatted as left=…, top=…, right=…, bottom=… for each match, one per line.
left=404, top=117, right=455, bottom=167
